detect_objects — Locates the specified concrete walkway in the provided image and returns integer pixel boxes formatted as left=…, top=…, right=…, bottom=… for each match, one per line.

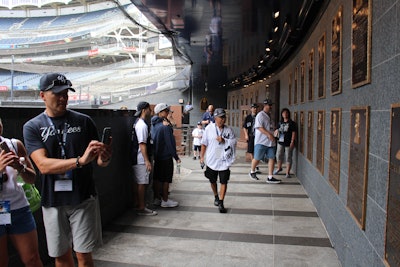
left=92, top=149, right=341, bottom=267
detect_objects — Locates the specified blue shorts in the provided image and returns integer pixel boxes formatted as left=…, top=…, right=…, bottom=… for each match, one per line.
left=254, top=144, right=276, bottom=161
left=0, top=206, right=36, bottom=237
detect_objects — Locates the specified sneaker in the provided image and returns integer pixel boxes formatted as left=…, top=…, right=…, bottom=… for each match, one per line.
left=273, top=168, right=282, bottom=175
left=218, top=202, right=227, bottom=213
left=153, top=198, right=161, bottom=206
left=266, top=177, right=282, bottom=184
left=137, top=208, right=158, bottom=216
left=214, top=196, right=220, bottom=206
left=285, top=174, right=291, bottom=178
left=193, top=156, right=197, bottom=160
left=248, top=172, right=259, bottom=180
left=255, top=167, right=262, bottom=174
left=161, top=199, right=179, bottom=208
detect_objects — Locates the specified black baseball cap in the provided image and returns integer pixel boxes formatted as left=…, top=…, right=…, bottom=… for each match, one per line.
left=251, top=103, right=258, bottom=108
left=263, top=98, right=273, bottom=105
left=134, top=101, right=150, bottom=116
left=40, top=73, right=75, bottom=93
left=214, top=108, right=226, bottom=117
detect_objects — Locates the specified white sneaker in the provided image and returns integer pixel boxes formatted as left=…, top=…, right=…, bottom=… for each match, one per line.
left=137, top=208, right=158, bottom=216
left=161, top=199, right=179, bottom=208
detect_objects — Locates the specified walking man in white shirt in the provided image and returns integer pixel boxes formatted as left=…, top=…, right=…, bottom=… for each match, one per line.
left=249, top=99, right=281, bottom=184
left=192, top=122, right=203, bottom=160
left=200, top=108, right=236, bottom=213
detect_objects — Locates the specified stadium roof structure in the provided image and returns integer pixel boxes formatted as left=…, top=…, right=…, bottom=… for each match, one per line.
left=0, top=0, right=327, bottom=110
left=0, top=0, right=192, bottom=107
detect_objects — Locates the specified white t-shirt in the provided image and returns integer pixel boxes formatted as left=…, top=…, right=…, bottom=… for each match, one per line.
left=254, top=111, right=276, bottom=147
left=0, top=138, right=29, bottom=210
left=192, top=127, right=203, bottom=146
left=201, top=123, right=236, bottom=171
left=134, top=118, right=148, bottom=165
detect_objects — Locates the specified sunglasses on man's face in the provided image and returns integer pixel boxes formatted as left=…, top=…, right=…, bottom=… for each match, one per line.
left=44, top=79, right=72, bottom=91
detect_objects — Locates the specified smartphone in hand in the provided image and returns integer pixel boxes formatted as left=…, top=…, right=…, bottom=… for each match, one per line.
left=101, top=127, right=112, bottom=145
left=0, top=141, right=11, bottom=153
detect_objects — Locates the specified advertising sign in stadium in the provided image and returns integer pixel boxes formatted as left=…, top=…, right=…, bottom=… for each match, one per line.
left=88, top=49, right=99, bottom=56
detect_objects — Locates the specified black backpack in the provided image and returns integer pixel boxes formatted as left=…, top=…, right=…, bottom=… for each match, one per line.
left=130, top=118, right=152, bottom=165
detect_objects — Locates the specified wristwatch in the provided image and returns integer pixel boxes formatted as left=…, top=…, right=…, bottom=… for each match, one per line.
left=76, top=156, right=83, bottom=168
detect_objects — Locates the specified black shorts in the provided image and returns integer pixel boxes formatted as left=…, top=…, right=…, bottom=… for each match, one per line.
left=247, top=135, right=255, bottom=154
left=154, top=158, right=174, bottom=183
left=193, top=145, right=201, bottom=152
left=204, top=167, right=230, bottom=184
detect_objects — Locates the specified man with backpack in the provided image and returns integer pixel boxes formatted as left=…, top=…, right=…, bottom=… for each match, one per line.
left=132, top=101, right=157, bottom=215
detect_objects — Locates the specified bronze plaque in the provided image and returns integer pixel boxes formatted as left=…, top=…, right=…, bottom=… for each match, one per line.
left=294, top=67, right=298, bottom=105
left=385, top=104, right=400, bottom=266
left=308, top=49, right=314, bottom=101
left=300, top=61, right=305, bottom=103
left=331, top=5, right=343, bottom=95
left=329, top=108, right=342, bottom=193
left=289, top=72, right=292, bottom=106
left=307, top=111, right=313, bottom=162
left=316, top=110, right=325, bottom=174
left=299, top=111, right=304, bottom=154
left=318, top=33, right=326, bottom=99
left=352, top=0, right=371, bottom=88
left=347, top=106, right=369, bottom=229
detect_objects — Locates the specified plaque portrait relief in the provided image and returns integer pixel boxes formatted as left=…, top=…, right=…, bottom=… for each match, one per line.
left=329, top=109, right=341, bottom=193
left=353, top=112, right=361, bottom=144
left=294, top=67, right=298, bottom=105
left=331, top=5, right=343, bottom=95
left=308, top=49, right=314, bottom=102
left=385, top=104, right=400, bottom=267
left=300, top=111, right=304, bottom=154
left=300, top=61, right=306, bottom=103
left=347, top=106, right=369, bottom=230
left=316, top=110, right=325, bottom=174
left=352, top=0, right=372, bottom=88
left=318, top=33, right=326, bottom=99
left=307, top=111, right=313, bottom=162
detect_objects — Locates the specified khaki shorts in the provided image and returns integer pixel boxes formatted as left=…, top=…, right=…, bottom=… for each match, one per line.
left=132, top=164, right=150, bottom=184
left=276, top=143, right=293, bottom=164
left=42, top=196, right=102, bottom=257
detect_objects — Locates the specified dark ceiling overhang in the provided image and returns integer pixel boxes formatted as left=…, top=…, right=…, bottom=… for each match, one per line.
left=132, top=0, right=328, bottom=90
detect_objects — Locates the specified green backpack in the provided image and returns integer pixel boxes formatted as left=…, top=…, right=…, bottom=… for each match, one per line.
left=10, top=139, right=41, bottom=213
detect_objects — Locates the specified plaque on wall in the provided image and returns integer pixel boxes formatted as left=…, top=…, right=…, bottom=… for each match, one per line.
left=307, top=111, right=313, bottom=162
left=294, top=67, right=298, bottom=105
left=329, top=108, right=342, bottom=193
left=347, top=106, right=369, bottom=229
left=300, top=61, right=305, bottom=103
left=385, top=103, right=400, bottom=266
left=289, top=72, right=292, bottom=106
left=318, top=33, right=326, bottom=99
left=331, top=5, right=343, bottom=95
left=316, top=110, right=325, bottom=174
left=352, top=0, right=371, bottom=88
left=299, top=111, right=304, bottom=154
left=308, top=49, right=314, bottom=102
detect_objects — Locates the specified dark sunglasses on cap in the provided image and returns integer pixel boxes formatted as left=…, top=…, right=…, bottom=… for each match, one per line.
left=44, top=79, right=72, bottom=91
